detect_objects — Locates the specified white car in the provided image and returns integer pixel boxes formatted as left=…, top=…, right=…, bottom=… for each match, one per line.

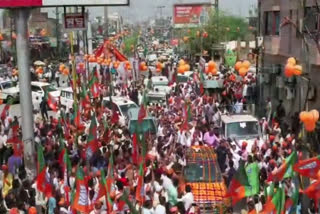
left=102, top=96, right=138, bottom=119
left=31, top=81, right=61, bottom=109
left=60, top=87, right=74, bottom=111
left=144, top=76, right=172, bottom=95
left=0, top=80, right=19, bottom=102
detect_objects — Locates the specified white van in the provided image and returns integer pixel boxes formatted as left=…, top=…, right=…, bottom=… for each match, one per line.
left=60, top=87, right=74, bottom=111
left=144, top=76, right=172, bottom=95
left=102, top=96, right=138, bottom=118
left=31, top=81, right=60, bottom=109
left=0, top=80, right=19, bottom=103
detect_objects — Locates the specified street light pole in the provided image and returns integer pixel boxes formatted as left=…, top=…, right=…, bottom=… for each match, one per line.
left=15, top=8, right=36, bottom=179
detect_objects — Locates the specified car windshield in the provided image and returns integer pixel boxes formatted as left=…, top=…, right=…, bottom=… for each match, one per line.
left=42, top=85, right=57, bottom=92
left=226, top=121, right=259, bottom=139
left=119, top=104, right=138, bottom=117
left=177, top=75, right=189, bottom=83
left=153, top=82, right=168, bottom=86
left=147, top=95, right=166, bottom=103
left=1, top=81, right=15, bottom=89
left=184, top=162, right=221, bottom=182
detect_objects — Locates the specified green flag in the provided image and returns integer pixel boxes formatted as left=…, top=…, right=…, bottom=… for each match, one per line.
left=263, top=187, right=285, bottom=214
left=245, top=162, right=260, bottom=196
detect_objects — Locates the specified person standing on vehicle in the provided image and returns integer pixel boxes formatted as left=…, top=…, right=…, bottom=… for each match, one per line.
left=40, top=96, right=48, bottom=121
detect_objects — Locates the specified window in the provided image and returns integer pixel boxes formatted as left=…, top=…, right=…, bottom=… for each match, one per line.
left=304, top=7, right=319, bottom=33
left=264, top=11, right=280, bottom=36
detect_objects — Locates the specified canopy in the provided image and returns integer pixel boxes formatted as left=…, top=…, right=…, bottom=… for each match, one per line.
left=94, top=40, right=128, bottom=62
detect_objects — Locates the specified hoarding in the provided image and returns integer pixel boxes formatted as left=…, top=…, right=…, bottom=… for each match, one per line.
left=64, top=13, right=87, bottom=30
left=0, top=0, right=129, bottom=8
left=173, top=3, right=212, bottom=28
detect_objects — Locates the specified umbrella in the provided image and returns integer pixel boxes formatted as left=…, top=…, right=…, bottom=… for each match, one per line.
left=34, top=61, right=45, bottom=66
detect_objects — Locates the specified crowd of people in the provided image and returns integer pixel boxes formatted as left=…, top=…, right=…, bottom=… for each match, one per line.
left=0, top=56, right=309, bottom=214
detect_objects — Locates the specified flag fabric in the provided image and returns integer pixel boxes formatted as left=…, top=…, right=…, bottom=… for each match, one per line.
left=0, top=99, right=14, bottom=120
left=264, top=182, right=275, bottom=202
left=226, top=161, right=250, bottom=205
left=60, top=146, right=72, bottom=205
left=293, top=155, right=320, bottom=179
left=135, top=161, right=145, bottom=204
left=261, top=187, right=285, bottom=214
left=88, top=70, right=100, bottom=98
left=10, top=120, right=19, bottom=137
left=138, top=90, right=147, bottom=123
left=285, top=184, right=299, bottom=214
left=245, top=162, right=260, bottom=196
left=199, top=69, right=205, bottom=94
left=121, top=190, right=138, bottom=214
left=72, top=167, right=90, bottom=213
left=86, top=113, right=98, bottom=160
left=72, top=101, right=81, bottom=128
left=80, top=85, right=90, bottom=109
left=105, top=152, right=114, bottom=213
left=267, top=152, right=298, bottom=182
left=304, top=180, right=320, bottom=202
left=91, top=170, right=106, bottom=207
left=181, top=102, right=192, bottom=131
left=132, top=133, right=138, bottom=165
left=36, top=145, right=47, bottom=193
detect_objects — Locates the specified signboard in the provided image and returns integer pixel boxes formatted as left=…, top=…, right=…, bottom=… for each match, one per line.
left=173, top=3, right=211, bottom=28
left=64, top=13, right=87, bottom=30
left=0, top=0, right=129, bottom=8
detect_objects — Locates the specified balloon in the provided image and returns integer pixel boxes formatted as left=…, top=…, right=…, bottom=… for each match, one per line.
left=305, top=122, right=316, bottom=132
left=140, top=62, right=146, bottom=70
left=185, top=64, right=190, bottom=71
left=0, top=34, right=3, bottom=41
left=59, top=64, right=65, bottom=72
left=287, top=57, right=296, bottom=65
left=156, top=68, right=161, bottom=73
left=179, top=59, right=185, bottom=66
left=304, top=112, right=315, bottom=123
left=310, top=109, right=319, bottom=122
left=293, top=65, right=302, bottom=76
left=63, top=68, right=69, bottom=75
left=299, top=111, right=308, bottom=122
left=113, top=62, right=119, bottom=69
left=178, top=66, right=184, bottom=74
left=210, top=68, right=217, bottom=75
left=235, top=61, right=242, bottom=71
left=242, top=60, right=251, bottom=69
left=89, top=56, right=96, bottom=63
left=208, top=60, right=216, bottom=70
left=239, top=67, right=247, bottom=77
left=0, top=99, right=3, bottom=105
left=156, top=62, right=163, bottom=70
left=284, top=63, right=295, bottom=78
left=142, top=65, right=148, bottom=71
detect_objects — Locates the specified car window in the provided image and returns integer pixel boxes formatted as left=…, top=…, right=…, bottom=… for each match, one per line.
left=61, top=91, right=66, bottom=97
left=66, top=92, right=73, bottom=99
left=31, top=85, right=42, bottom=92
left=119, top=104, right=138, bottom=117
left=226, top=121, right=259, bottom=139
left=42, top=85, right=57, bottom=93
left=1, top=81, right=14, bottom=89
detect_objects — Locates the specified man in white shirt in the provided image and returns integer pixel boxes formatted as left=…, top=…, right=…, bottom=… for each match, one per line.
left=154, top=196, right=166, bottom=214
left=177, top=185, right=194, bottom=211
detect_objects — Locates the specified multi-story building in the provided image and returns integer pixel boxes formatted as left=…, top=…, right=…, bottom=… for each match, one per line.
left=259, top=0, right=320, bottom=115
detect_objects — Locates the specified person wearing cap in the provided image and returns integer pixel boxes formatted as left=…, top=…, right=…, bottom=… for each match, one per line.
left=90, top=200, right=107, bottom=214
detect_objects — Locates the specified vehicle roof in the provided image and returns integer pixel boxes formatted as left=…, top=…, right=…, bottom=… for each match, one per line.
left=103, top=96, right=137, bottom=106
left=31, top=81, right=50, bottom=87
left=178, top=71, right=193, bottom=77
left=186, top=146, right=217, bottom=163
left=221, top=114, right=258, bottom=123
left=147, top=91, right=166, bottom=97
left=151, top=76, right=169, bottom=82
left=61, top=87, right=73, bottom=93
left=0, top=80, right=13, bottom=83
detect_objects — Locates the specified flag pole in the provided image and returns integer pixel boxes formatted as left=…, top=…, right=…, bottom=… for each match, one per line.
left=69, top=32, right=77, bottom=102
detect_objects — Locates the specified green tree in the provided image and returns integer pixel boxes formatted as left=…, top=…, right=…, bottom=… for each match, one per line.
left=123, top=31, right=139, bottom=57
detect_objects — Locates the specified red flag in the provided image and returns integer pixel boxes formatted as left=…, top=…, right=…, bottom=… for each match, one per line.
left=138, top=104, right=146, bottom=123
left=132, top=133, right=138, bottom=165
left=111, top=109, right=119, bottom=124
left=0, top=104, right=10, bottom=120
left=47, top=93, right=58, bottom=112
left=293, top=155, right=320, bottom=179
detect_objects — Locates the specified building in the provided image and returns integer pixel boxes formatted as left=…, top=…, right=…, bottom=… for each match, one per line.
left=259, top=0, right=320, bottom=116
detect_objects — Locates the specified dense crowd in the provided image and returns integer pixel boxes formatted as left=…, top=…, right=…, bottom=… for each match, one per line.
left=0, top=58, right=307, bottom=214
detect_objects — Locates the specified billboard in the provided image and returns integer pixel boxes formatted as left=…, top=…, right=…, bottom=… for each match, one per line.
left=64, top=13, right=87, bottom=30
left=173, top=3, right=212, bottom=28
left=0, top=0, right=129, bottom=8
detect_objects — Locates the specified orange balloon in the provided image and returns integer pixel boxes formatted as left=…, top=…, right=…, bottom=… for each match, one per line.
left=113, top=63, right=119, bottom=69
left=304, top=112, right=315, bottom=123
left=127, top=65, right=132, bottom=70
left=185, top=64, right=190, bottom=71
left=305, top=122, right=316, bottom=132
left=310, top=109, right=319, bottom=122
left=208, top=60, right=216, bottom=70
left=140, top=62, right=146, bottom=70
left=287, top=57, right=296, bottom=65
left=156, top=62, right=163, bottom=70
left=0, top=99, right=3, bottom=105
left=299, top=111, right=308, bottom=122
left=179, top=59, right=185, bottom=66
left=284, top=63, right=295, bottom=78
left=293, top=65, right=302, bottom=76
left=242, top=60, right=251, bottom=69
left=235, top=61, right=242, bottom=71
left=63, top=68, right=69, bottom=75
left=178, top=66, right=185, bottom=74
left=239, top=67, right=247, bottom=77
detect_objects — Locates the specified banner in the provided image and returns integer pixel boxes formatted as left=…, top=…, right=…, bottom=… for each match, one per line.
left=173, top=4, right=211, bottom=28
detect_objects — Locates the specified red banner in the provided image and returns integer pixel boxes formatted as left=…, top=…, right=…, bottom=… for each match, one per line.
left=173, top=4, right=211, bottom=25
left=0, top=0, right=42, bottom=7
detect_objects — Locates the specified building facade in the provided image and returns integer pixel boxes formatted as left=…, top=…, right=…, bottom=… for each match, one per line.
left=259, top=0, right=320, bottom=116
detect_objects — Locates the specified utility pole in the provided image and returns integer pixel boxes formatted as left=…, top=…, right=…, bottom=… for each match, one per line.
left=55, top=7, right=60, bottom=56
left=104, top=7, right=109, bottom=37
left=15, top=8, right=36, bottom=179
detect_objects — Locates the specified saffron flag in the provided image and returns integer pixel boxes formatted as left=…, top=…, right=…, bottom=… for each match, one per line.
left=261, top=187, right=285, bottom=214
left=0, top=99, right=14, bottom=120
left=267, top=152, right=297, bottom=182
left=226, top=161, right=251, bottom=205
left=135, top=161, right=145, bottom=204
left=72, top=101, right=81, bottom=128
left=86, top=112, right=98, bottom=160
left=80, top=85, right=90, bottom=109
left=132, top=133, right=138, bottom=165
left=245, top=162, right=260, bottom=196
left=44, top=90, right=58, bottom=112
left=293, top=155, right=320, bottom=179
left=36, top=145, right=47, bottom=193
left=72, top=167, right=90, bottom=213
